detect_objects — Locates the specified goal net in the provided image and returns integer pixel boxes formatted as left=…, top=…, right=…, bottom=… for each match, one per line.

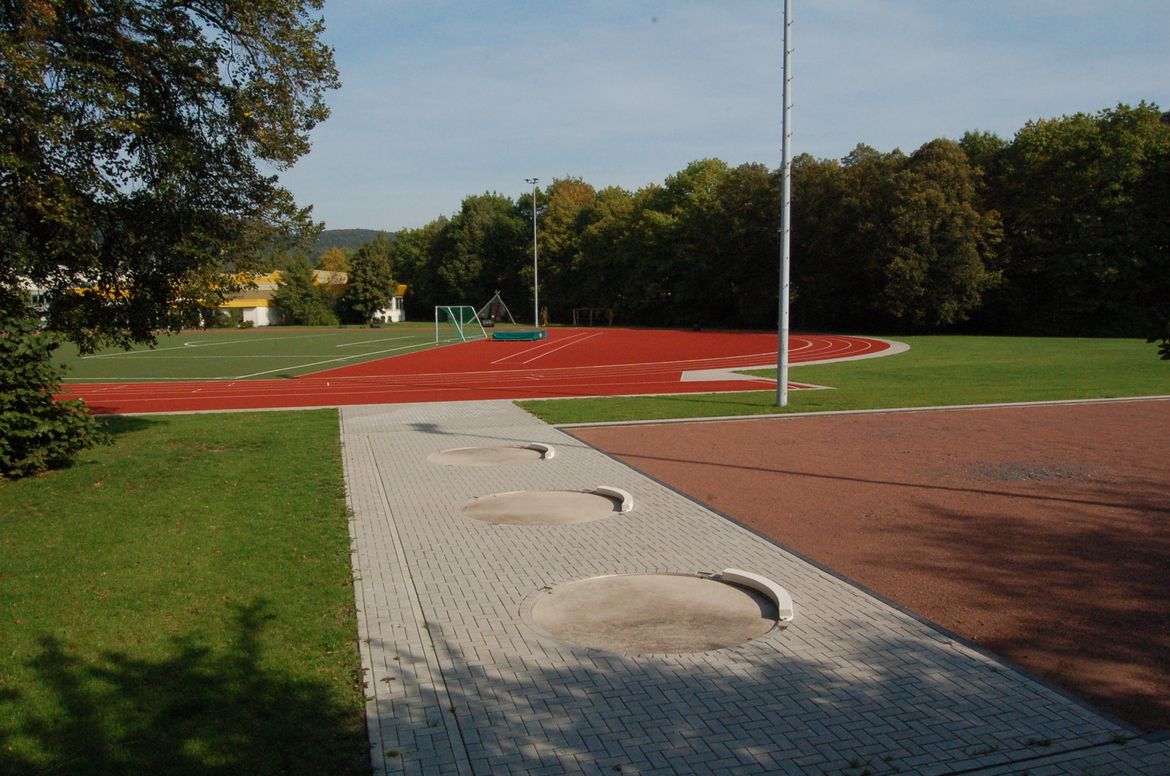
left=434, top=305, right=489, bottom=343
left=476, top=291, right=516, bottom=327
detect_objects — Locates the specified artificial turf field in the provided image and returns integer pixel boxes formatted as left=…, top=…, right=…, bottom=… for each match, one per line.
left=56, top=325, right=445, bottom=381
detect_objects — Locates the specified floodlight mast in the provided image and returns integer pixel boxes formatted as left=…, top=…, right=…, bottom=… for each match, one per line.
left=777, top=0, right=793, bottom=407
left=525, top=177, right=540, bottom=327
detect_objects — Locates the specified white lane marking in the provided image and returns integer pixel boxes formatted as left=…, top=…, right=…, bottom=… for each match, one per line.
left=488, top=331, right=594, bottom=365
left=232, top=341, right=431, bottom=379
left=519, top=332, right=604, bottom=364
left=336, top=336, right=413, bottom=348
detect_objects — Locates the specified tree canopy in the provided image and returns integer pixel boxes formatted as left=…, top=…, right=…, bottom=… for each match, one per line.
left=272, top=259, right=337, bottom=326
left=343, top=234, right=395, bottom=323
left=387, top=102, right=1165, bottom=349
left=0, top=0, right=338, bottom=476
left=1, top=0, right=339, bottom=350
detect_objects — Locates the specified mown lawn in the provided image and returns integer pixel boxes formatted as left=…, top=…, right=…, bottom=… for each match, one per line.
left=0, top=411, right=368, bottom=775
left=519, top=336, right=1170, bottom=424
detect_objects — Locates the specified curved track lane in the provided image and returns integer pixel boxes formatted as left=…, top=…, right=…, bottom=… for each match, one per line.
left=62, top=329, right=898, bottom=414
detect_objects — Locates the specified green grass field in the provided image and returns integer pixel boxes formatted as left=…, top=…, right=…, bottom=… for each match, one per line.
left=519, top=336, right=1170, bottom=424
left=0, top=411, right=367, bottom=775
left=55, top=323, right=477, bottom=382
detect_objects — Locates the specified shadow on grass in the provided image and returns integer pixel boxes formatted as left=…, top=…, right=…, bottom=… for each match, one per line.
left=98, top=415, right=159, bottom=438
left=0, top=601, right=368, bottom=776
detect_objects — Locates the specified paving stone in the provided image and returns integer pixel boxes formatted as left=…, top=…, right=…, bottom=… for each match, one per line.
left=341, top=400, right=1167, bottom=775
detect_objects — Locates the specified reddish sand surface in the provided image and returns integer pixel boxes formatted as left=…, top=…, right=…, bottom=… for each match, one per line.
left=62, top=329, right=888, bottom=415
left=570, top=399, right=1170, bottom=731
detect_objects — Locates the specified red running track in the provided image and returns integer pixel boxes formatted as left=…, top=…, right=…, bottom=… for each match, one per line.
left=61, top=329, right=895, bottom=415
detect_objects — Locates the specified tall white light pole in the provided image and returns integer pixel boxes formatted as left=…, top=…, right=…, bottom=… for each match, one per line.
left=525, top=177, right=540, bottom=327
left=777, top=0, right=793, bottom=407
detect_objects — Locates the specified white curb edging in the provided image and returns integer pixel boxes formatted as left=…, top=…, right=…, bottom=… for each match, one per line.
left=595, top=486, right=634, bottom=512
left=721, top=568, right=795, bottom=623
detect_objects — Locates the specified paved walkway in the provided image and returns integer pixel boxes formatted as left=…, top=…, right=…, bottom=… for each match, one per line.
left=341, top=400, right=1169, bottom=775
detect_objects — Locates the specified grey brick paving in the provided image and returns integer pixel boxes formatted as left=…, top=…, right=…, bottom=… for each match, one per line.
left=341, top=400, right=1170, bottom=775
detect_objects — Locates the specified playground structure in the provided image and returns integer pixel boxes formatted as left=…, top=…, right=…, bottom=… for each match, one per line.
left=477, top=292, right=516, bottom=328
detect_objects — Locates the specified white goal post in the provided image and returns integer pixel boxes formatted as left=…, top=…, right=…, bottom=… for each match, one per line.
left=434, top=305, right=489, bottom=343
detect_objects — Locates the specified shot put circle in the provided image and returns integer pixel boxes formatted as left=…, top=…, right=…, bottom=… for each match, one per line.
left=428, top=444, right=551, bottom=467
left=462, top=490, right=620, bottom=525
left=528, top=573, right=780, bottom=654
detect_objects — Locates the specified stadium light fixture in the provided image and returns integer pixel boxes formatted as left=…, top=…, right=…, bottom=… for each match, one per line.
left=777, top=0, right=793, bottom=407
left=525, top=177, right=540, bottom=327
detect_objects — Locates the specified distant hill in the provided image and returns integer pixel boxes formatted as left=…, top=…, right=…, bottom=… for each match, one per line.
left=313, top=229, right=390, bottom=259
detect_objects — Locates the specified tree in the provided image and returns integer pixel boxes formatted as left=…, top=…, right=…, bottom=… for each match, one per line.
left=344, top=234, right=395, bottom=323
left=575, top=186, right=635, bottom=316
left=874, top=139, right=1002, bottom=327
left=790, top=142, right=1000, bottom=331
left=1, top=302, right=107, bottom=478
left=389, top=218, right=447, bottom=312
left=2, top=0, right=338, bottom=346
left=317, top=247, right=351, bottom=273
left=439, top=193, right=527, bottom=308
left=273, top=259, right=338, bottom=326
left=984, top=103, right=1170, bottom=336
left=537, top=178, right=595, bottom=320
left=655, top=159, right=732, bottom=326
left=791, top=153, right=855, bottom=328
left=714, top=163, right=782, bottom=328
left=0, top=0, right=338, bottom=474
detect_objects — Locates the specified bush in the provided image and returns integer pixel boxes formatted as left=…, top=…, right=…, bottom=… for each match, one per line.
left=1, top=307, right=109, bottom=479
left=204, top=308, right=235, bottom=329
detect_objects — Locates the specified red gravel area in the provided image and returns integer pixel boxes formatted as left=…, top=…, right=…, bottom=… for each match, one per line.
left=569, top=399, right=1170, bottom=731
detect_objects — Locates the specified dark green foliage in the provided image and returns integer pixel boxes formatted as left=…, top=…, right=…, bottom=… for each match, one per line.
left=273, top=260, right=338, bottom=326
left=1149, top=322, right=1170, bottom=360
left=876, top=139, right=1002, bottom=327
left=384, top=101, right=1164, bottom=347
left=790, top=141, right=1001, bottom=331
left=972, top=103, right=1170, bottom=337
left=0, top=304, right=107, bottom=479
left=0, top=0, right=337, bottom=469
left=0, top=0, right=338, bottom=350
left=343, top=234, right=396, bottom=323
left=394, top=193, right=528, bottom=314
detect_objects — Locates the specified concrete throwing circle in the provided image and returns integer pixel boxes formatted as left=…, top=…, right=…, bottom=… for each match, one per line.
left=462, top=490, right=620, bottom=525
left=428, top=445, right=545, bottom=467
left=529, top=574, right=779, bottom=653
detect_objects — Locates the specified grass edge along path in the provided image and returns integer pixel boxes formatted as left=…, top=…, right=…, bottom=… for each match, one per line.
left=0, top=410, right=368, bottom=775
left=518, top=336, right=1170, bottom=425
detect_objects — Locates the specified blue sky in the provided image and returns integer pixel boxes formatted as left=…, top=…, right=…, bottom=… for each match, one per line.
left=278, top=1, right=1170, bottom=232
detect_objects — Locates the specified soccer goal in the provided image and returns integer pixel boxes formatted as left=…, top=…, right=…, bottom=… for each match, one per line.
left=434, top=305, right=489, bottom=343
left=476, top=291, right=516, bottom=328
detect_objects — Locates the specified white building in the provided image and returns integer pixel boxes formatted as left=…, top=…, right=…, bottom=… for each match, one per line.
left=372, top=284, right=409, bottom=323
